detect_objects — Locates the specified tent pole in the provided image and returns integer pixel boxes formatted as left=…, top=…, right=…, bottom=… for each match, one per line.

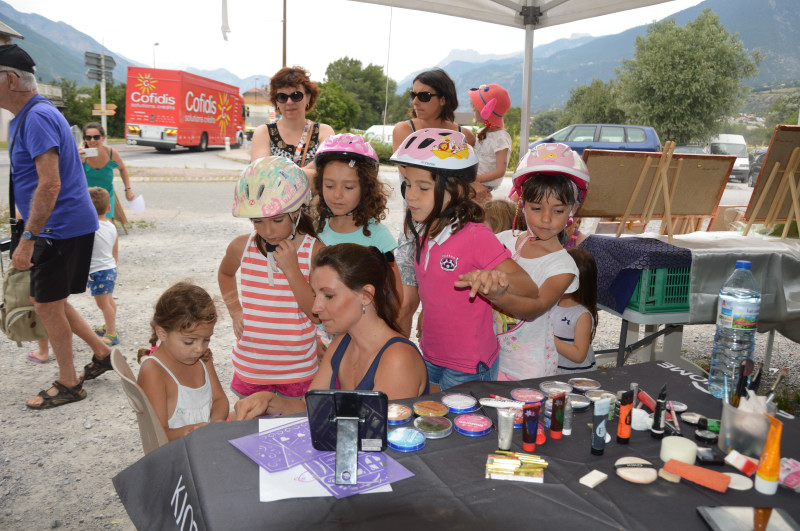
left=520, top=22, right=534, bottom=160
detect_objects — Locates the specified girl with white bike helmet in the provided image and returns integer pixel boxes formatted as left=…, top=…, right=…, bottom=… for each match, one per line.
left=493, top=143, right=591, bottom=381
left=219, top=156, right=323, bottom=400
left=389, top=128, right=537, bottom=392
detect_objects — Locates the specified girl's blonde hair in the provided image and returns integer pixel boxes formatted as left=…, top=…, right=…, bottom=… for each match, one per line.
left=484, top=199, right=526, bottom=233
left=137, top=282, right=217, bottom=363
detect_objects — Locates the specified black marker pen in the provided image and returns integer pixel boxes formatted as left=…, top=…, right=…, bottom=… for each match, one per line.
left=650, top=383, right=667, bottom=440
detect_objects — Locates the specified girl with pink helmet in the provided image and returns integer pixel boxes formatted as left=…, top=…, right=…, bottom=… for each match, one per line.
left=218, top=156, right=324, bottom=400
left=468, top=83, right=513, bottom=200
left=390, top=128, right=538, bottom=392
left=495, top=142, right=591, bottom=380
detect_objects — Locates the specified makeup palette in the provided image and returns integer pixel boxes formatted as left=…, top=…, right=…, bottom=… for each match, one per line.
left=453, top=414, right=493, bottom=437
left=567, top=393, right=591, bottom=411
left=585, top=390, right=613, bottom=402
left=412, top=400, right=449, bottom=417
left=539, top=381, right=573, bottom=396
left=441, top=393, right=478, bottom=414
left=387, top=427, right=426, bottom=452
left=388, top=403, right=413, bottom=426
left=568, top=377, right=601, bottom=393
left=414, top=415, right=453, bottom=439
left=511, top=388, right=546, bottom=428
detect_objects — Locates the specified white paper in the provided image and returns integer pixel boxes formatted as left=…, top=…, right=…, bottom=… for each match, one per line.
left=127, top=194, right=146, bottom=212
left=257, top=418, right=391, bottom=503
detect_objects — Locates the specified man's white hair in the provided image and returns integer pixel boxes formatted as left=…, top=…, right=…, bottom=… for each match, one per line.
left=3, top=65, right=37, bottom=91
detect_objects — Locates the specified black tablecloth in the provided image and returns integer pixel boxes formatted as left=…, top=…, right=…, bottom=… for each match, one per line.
left=113, top=362, right=799, bottom=531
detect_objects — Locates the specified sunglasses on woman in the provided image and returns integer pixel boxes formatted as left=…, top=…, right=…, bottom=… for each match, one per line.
left=409, top=91, right=440, bottom=103
left=275, top=91, right=305, bottom=103
left=84, top=135, right=102, bottom=141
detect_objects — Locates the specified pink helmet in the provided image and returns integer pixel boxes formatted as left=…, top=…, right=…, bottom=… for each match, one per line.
left=511, top=143, right=590, bottom=202
left=469, top=84, right=511, bottom=129
left=314, top=133, right=378, bottom=167
left=390, top=128, right=478, bottom=182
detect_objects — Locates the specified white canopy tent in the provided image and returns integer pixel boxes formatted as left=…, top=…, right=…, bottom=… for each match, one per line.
left=221, top=0, right=674, bottom=157
left=350, top=0, right=672, bottom=158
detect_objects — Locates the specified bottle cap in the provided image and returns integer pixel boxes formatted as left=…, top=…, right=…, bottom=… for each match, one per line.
left=735, top=260, right=751, bottom=269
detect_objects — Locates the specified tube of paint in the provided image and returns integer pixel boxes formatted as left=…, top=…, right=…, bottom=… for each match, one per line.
left=562, top=397, right=574, bottom=436
left=650, top=384, right=667, bottom=440
left=755, top=413, right=783, bottom=495
left=617, top=390, right=633, bottom=444
left=522, top=403, right=541, bottom=453
left=497, top=408, right=516, bottom=451
left=550, top=392, right=566, bottom=439
left=591, top=397, right=611, bottom=456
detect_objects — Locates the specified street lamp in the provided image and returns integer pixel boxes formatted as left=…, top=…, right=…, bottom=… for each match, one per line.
left=153, top=42, right=159, bottom=68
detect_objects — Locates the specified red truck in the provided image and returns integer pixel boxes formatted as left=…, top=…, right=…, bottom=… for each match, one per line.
left=125, top=67, right=244, bottom=151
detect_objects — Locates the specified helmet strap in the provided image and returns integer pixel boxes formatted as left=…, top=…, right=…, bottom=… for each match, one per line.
left=406, top=210, right=423, bottom=264
left=511, top=199, right=524, bottom=237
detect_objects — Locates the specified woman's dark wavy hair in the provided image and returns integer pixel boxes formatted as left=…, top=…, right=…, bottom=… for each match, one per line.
left=269, top=65, right=320, bottom=112
left=313, top=244, right=402, bottom=335
left=566, top=247, right=598, bottom=340
left=410, top=68, right=458, bottom=122
left=314, top=156, right=388, bottom=236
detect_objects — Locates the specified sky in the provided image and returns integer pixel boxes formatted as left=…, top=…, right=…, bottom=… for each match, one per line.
left=8, top=0, right=702, bottom=84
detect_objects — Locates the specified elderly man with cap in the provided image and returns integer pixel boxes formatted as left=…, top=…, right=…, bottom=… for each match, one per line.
left=1, top=44, right=113, bottom=409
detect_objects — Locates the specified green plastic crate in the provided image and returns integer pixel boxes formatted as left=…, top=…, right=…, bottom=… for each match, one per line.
left=626, top=267, right=691, bottom=313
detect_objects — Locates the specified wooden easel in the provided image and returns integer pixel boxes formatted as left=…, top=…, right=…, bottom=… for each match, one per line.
left=113, top=190, right=130, bottom=235
left=580, top=143, right=732, bottom=243
left=743, top=125, right=800, bottom=238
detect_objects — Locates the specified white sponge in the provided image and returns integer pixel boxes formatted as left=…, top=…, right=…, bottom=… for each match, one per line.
left=579, top=469, right=608, bottom=488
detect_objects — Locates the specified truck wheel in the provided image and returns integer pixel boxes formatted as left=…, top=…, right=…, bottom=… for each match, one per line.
left=198, top=133, right=208, bottom=152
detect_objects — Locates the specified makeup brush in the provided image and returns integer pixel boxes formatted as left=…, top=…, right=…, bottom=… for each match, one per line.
left=731, top=358, right=754, bottom=408
left=748, top=361, right=763, bottom=392
left=765, top=368, right=788, bottom=404
left=471, top=390, right=497, bottom=432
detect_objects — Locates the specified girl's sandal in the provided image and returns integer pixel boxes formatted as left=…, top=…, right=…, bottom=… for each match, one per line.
left=26, top=380, right=86, bottom=409
left=81, top=354, right=113, bottom=381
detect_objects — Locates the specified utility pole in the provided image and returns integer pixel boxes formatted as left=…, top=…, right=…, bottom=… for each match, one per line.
left=282, top=0, right=287, bottom=67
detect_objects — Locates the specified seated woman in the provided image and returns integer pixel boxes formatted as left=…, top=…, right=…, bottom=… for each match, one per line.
left=231, top=244, right=428, bottom=420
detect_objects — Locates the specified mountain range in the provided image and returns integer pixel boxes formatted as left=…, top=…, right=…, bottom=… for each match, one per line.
left=2, top=0, right=799, bottom=113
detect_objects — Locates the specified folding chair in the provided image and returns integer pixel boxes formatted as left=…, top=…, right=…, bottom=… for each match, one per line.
left=110, top=349, right=169, bottom=455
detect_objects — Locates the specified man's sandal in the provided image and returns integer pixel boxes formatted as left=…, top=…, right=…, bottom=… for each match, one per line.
left=81, top=354, right=113, bottom=381
left=26, top=380, right=86, bottom=410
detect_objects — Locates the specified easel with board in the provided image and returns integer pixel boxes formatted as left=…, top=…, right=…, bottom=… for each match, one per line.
left=579, top=143, right=734, bottom=242
left=113, top=190, right=130, bottom=235
left=743, top=125, right=800, bottom=238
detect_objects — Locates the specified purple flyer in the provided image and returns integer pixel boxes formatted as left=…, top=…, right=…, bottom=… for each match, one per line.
left=303, top=452, right=414, bottom=499
left=229, top=419, right=321, bottom=472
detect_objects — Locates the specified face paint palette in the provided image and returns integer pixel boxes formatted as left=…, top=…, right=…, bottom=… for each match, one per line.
left=388, top=403, right=413, bottom=426
left=387, top=427, right=426, bottom=452
left=568, top=377, right=601, bottom=393
left=441, top=393, right=478, bottom=414
left=413, top=400, right=449, bottom=417
left=414, top=415, right=453, bottom=439
left=453, top=414, right=493, bottom=437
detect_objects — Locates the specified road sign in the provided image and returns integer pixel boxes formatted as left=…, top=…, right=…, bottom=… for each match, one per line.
left=87, top=68, right=114, bottom=82
left=84, top=51, right=116, bottom=69
left=93, top=103, right=117, bottom=110
left=91, top=110, right=116, bottom=116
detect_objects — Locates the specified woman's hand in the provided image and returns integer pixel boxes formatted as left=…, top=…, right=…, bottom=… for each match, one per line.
left=78, top=146, right=87, bottom=163
left=231, top=392, right=273, bottom=421
left=125, top=188, right=135, bottom=202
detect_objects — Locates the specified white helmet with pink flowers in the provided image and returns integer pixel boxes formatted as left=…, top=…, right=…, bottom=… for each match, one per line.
left=390, top=128, right=478, bottom=181
left=511, top=143, right=590, bottom=202
left=314, top=133, right=378, bottom=168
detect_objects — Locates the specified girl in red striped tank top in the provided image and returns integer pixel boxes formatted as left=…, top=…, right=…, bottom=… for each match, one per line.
left=219, top=156, right=324, bottom=399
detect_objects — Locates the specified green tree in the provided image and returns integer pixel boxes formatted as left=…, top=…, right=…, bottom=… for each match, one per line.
left=531, top=108, right=563, bottom=137
left=53, top=78, right=92, bottom=130
left=385, top=87, right=412, bottom=125
left=764, top=92, right=800, bottom=133
left=308, top=81, right=360, bottom=132
left=325, top=57, right=397, bottom=130
left=616, top=9, right=762, bottom=144
left=89, top=81, right=127, bottom=138
left=559, top=79, right=625, bottom=128
left=504, top=107, right=522, bottom=139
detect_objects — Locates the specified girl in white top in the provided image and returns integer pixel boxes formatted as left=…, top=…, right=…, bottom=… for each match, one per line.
left=553, top=247, right=598, bottom=374
left=137, top=282, right=229, bottom=441
left=495, top=143, right=590, bottom=380
left=468, top=84, right=512, bottom=198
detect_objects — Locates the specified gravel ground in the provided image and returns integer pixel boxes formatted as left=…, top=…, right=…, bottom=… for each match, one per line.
left=0, top=160, right=797, bottom=530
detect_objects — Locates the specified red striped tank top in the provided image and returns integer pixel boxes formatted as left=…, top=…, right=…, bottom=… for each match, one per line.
left=231, top=232, right=318, bottom=384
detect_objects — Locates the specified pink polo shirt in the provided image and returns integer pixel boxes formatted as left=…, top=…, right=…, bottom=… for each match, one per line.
left=415, top=222, right=511, bottom=373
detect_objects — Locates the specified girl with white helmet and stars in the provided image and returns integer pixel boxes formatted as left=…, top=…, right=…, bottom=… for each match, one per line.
left=495, top=143, right=590, bottom=380
left=218, top=156, right=323, bottom=400
left=390, top=128, right=538, bottom=392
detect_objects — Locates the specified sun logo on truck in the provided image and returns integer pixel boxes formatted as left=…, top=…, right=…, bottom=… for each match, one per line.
left=216, top=92, right=232, bottom=135
left=135, top=72, right=158, bottom=95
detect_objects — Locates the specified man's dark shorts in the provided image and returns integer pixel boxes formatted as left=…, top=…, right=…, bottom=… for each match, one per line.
left=30, top=233, right=94, bottom=303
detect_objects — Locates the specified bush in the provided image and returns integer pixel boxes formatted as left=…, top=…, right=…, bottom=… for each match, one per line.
left=369, top=141, right=394, bottom=164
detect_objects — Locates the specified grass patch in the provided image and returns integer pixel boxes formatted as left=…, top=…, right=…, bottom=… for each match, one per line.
left=132, top=220, right=157, bottom=230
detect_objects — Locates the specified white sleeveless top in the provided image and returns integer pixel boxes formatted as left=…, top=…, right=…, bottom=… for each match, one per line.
left=141, top=356, right=212, bottom=429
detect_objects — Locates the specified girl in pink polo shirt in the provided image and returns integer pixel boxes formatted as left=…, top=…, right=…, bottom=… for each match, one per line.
left=390, top=128, right=538, bottom=392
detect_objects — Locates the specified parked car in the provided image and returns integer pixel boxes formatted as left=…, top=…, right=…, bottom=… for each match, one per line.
left=748, top=147, right=768, bottom=188
left=530, top=124, right=661, bottom=155
left=709, top=134, right=749, bottom=183
left=673, top=144, right=708, bottom=155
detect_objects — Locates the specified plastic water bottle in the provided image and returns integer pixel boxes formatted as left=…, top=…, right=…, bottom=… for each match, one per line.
left=707, top=260, right=761, bottom=399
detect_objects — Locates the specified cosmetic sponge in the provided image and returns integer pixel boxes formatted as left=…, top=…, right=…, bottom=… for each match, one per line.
left=579, top=470, right=608, bottom=488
